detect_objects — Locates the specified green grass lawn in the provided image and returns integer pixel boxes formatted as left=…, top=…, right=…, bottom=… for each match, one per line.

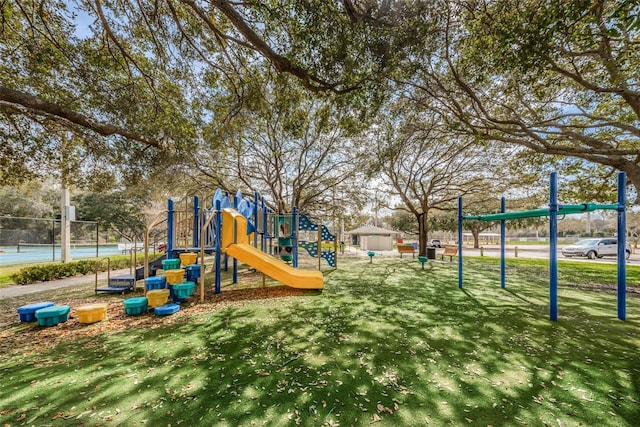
left=0, top=255, right=639, bottom=426
left=0, top=265, right=22, bottom=287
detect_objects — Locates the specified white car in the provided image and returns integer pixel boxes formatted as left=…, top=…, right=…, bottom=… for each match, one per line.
left=561, top=238, right=632, bottom=260
left=428, top=239, right=442, bottom=248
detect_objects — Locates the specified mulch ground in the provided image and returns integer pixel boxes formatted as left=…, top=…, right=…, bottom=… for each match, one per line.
left=0, top=270, right=308, bottom=358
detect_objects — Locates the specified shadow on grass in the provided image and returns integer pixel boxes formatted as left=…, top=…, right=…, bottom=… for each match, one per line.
left=0, top=256, right=639, bottom=426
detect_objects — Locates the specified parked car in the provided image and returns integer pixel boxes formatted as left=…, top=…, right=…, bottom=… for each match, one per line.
left=428, top=239, right=442, bottom=248
left=561, top=238, right=632, bottom=260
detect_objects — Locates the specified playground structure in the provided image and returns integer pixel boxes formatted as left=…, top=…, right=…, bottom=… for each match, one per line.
left=458, top=172, right=628, bottom=321
left=221, top=208, right=323, bottom=289
left=138, top=188, right=334, bottom=302
left=16, top=188, right=332, bottom=324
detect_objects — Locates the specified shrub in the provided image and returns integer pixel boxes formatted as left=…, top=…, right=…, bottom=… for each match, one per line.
left=10, top=256, right=145, bottom=285
left=76, top=260, right=96, bottom=275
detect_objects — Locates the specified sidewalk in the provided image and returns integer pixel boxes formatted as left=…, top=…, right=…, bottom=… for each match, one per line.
left=0, top=268, right=134, bottom=300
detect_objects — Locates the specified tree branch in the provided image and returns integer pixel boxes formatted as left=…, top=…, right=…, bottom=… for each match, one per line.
left=0, top=87, right=163, bottom=148
left=180, top=0, right=362, bottom=94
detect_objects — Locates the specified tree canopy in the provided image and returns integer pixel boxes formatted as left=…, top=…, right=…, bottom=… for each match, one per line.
left=409, top=0, right=640, bottom=190
left=2, top=0, right=639, bottom=209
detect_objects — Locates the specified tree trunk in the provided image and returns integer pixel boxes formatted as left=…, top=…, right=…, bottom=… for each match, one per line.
left=417, top=212, right=428, bottom=257
left=471, top=228, right=480, bottom=249
left=620, top=161, right=640, bottom=202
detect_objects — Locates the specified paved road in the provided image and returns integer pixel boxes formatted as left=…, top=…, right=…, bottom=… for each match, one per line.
left=462, top=244, right=639, bottom=264
left=350, top=244, right=638, bottom=264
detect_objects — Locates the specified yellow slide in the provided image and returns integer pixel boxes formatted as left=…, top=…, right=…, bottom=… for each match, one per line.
left=226, top=243, right=324, bottom=289
left=221, top=208, right=324, bottom=290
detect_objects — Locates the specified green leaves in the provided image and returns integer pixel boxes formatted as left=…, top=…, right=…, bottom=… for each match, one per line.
left=73, top=189, right=148, bottom=240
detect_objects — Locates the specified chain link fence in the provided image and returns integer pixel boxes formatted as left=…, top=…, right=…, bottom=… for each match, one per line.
left=0, top=216, right=101, bottom=265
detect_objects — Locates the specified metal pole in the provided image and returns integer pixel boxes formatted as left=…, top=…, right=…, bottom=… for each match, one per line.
left=200, top=224, right=205, bottom=303
left=232, top=195, right=238, bottom=284
left=549, top=172, right=558, bottom=321
left=617, top=172, right=626, bottom=320
left=500, top=197, right=506, bottom=289
left=458, top=197, right=463, bottom=289
left=262, top=197, right=268, bottom=252
left=334, top=230, right=338, bottom=269
left=215, top=200, right=222, bottom=294
left=318, top=221, right=322, bottom=271
left=224, top=192, right=229, bottom=272
left=167, top=199, right=174, bottom=257
left=293, top=207, right=299, bottom=268
left=60, top=187, right=71, bottom=263
left=193, top=195, right=200, bottom=248
left=254, top=191, right=259, bottom=248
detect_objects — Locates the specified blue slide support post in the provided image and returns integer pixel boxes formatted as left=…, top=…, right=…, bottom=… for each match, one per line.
left=262, top=197, right=268, bottom=253
left=549, top=172, right=558, bottom=321
left=232, top=194, right=239, bottom=284
left=254, top=191, right=259, bottom=248
left=500, top=197, right=506, bottom=289
left=292, top=207, right=299, bottom=268
left=617, top=173, right=627, bottom=320
left=224, top=192, right=229, bottom=272
left=458, top=197, right=463, bottom=289
left=214, top=200, right=222, bottom=294
left=167, top=199, right=175, bottom=256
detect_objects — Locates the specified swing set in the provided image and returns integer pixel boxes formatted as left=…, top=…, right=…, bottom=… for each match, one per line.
left=458, top=172, right=628, bottom=321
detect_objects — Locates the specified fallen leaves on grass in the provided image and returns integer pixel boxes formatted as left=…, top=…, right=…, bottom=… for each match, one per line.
left=376, top=403, right=393, bottom=415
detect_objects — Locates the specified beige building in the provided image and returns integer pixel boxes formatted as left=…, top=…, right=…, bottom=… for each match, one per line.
left=346, top=225, right=401, bottom=251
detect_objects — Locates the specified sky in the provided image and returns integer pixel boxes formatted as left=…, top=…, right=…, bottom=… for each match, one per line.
left=67, top=1, right=94, bottom=39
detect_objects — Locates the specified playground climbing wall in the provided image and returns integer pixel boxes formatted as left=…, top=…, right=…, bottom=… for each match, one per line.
left=299, top=213, right=336, bottom=267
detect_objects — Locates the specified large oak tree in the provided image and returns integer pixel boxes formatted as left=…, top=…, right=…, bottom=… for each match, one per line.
left=1, top=0, right=437, bottom=185
left=407, top=0, right=640, bottom=192
left=2, top=0, right=639, bottom=200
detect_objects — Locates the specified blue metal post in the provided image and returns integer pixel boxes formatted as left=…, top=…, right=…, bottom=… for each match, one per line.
left=262, top=197, right=268, bottom=253
left=292, top=207, right=299, bottom=268
left=193, top=195, right=200, bottom=248
left=232, top=194, right=239, bottom=284
left=214, top=200, right=222, bottom=294
left=167, top=199, right=175, bottom=256
left=458, top=197, right=463, bottom=289
left=254, top=191, right=259, bottom=247
left=500, top=197, right=506, bottom=289
left=617, top=172, right=627, bottom=320
left=549, top=172, right=558, bottom=321
left=203, top=196, right=210, bottom=246
left=224, top=192, right=229, bottom=271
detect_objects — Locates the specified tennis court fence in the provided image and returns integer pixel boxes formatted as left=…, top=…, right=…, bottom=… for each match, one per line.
left=0, top=216, right=99, bottom=250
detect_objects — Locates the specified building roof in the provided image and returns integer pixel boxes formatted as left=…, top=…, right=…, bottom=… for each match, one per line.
left=345, top=225, right=401, bottom=236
